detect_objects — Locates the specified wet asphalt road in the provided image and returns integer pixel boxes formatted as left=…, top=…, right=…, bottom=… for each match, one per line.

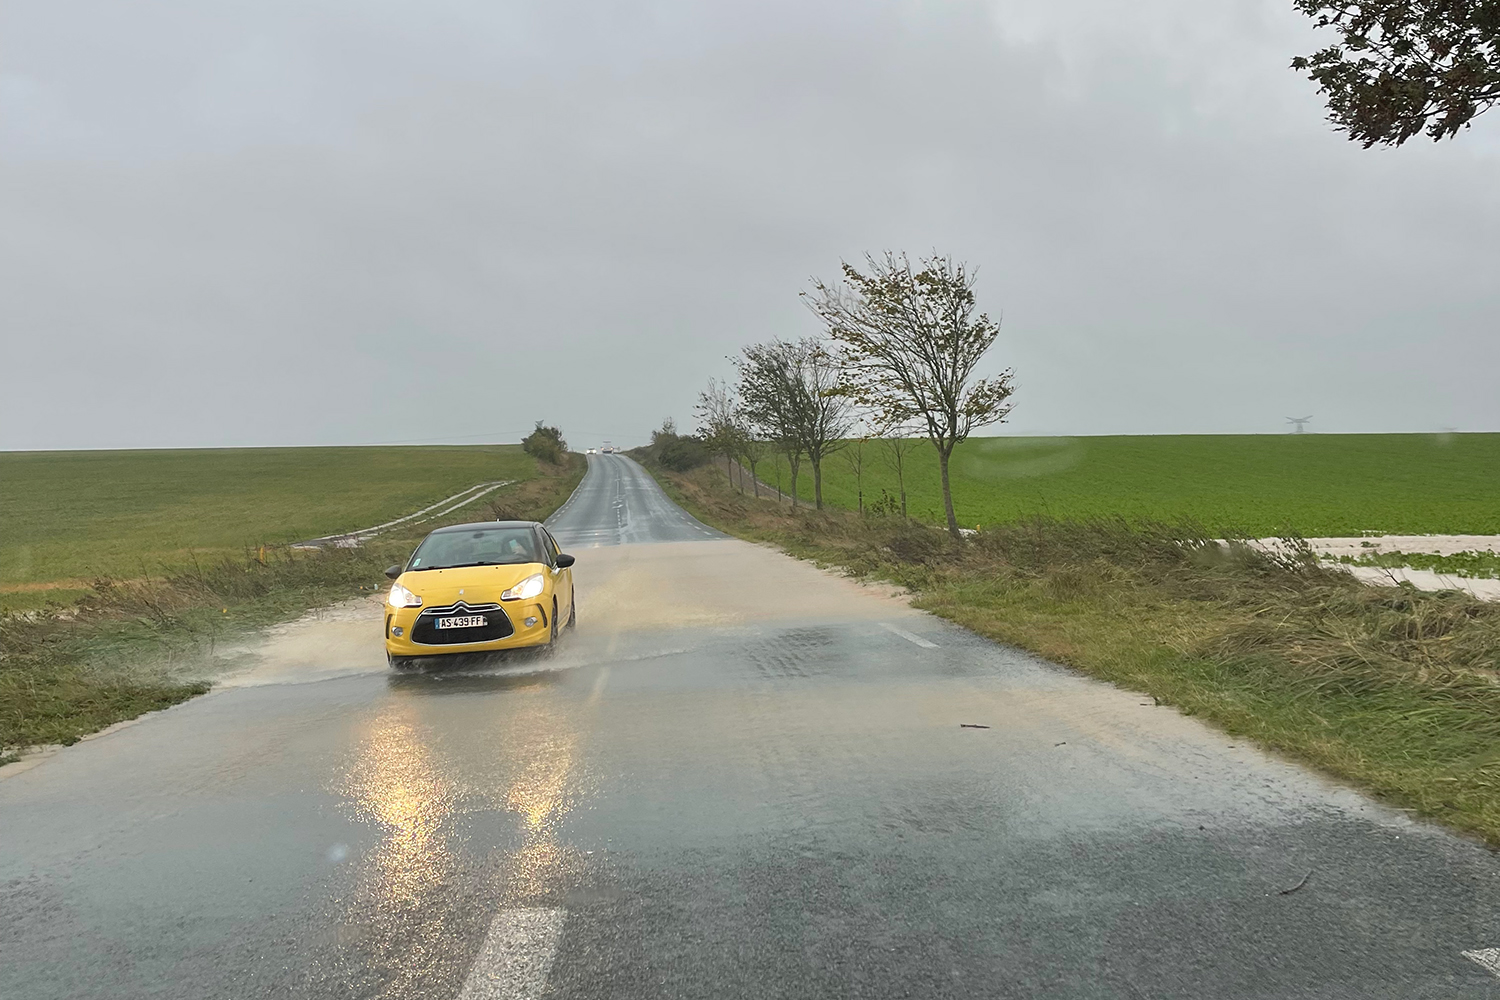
left=547, top=452, right=723, bottom=548
left=5, top=454, right=1500, bottom=999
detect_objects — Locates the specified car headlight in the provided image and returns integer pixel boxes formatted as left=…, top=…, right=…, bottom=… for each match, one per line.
left=387, top=582, right=423, bottom=608
left=500, top=573, right=545, bottom=601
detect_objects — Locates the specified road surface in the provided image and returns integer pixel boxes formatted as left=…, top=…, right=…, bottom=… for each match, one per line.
left=4, top=453, right=1500, bottom=999
left=547, top=452, right=722, bottom=548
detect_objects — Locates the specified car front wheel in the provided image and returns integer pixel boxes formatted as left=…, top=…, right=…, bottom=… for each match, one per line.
left=549, top=599, right=559, bottom=646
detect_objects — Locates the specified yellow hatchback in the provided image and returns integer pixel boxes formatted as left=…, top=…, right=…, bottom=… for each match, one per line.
left=383, top=520, right=576, bottom=667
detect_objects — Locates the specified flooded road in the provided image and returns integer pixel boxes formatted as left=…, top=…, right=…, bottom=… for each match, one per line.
left=5, top=454, right=1500, bottom=998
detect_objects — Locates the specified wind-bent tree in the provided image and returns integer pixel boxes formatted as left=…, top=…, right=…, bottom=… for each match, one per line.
left=695, top=378, right=744, bottom=492
left=736, top=340, right=807, bottom=509
left=737, top=414, right=766, bottom=499
left=807, top=252, right=1015, bottom=539
left=735, top=338, right=853, bottom=510
left=794, top=340, right=854, bottom=510
left=1291, top=1, right=1500, bottom=146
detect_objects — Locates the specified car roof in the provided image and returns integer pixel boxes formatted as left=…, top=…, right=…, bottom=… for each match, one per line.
left=428, top=520, right=543, bottom=534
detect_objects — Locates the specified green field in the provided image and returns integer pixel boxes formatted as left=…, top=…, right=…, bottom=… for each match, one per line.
left=753, top=433, right=1500, bottom=537
left=0, top=447, right=584, bottom=755
left=0, top=445, right=543, bottom=594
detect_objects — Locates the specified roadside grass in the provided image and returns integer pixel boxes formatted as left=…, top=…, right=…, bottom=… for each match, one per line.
left=654, top=462, right=1500, bottom=846
left=0, top=444, right=544, bottom=598
left=0, top=454, right=586, bottom=762
left=754, top=433, right=1500, bottom=537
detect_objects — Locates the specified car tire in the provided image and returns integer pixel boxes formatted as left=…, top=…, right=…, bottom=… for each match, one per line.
left=566, top=587, right=577, bottom=629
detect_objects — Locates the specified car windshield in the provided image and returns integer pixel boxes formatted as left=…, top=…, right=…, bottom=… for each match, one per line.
left=407, top=527, right=541, bottom=570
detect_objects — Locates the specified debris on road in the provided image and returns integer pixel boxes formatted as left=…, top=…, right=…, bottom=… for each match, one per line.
left=1279, top=870, right=1313, bottom=895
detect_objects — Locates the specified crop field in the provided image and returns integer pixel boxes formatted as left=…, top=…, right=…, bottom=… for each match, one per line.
left=751, top=433, right=1500, bottom=537
left=0, top=445, right=544, bottom=608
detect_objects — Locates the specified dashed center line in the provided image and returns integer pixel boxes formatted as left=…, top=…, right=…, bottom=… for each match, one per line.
left=456, top=908, right=566, bottom=1000
left=881, top=622, right=938, bottom=648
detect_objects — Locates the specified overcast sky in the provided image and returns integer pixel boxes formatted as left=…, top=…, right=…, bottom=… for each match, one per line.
left=3, top=0, right=1497, bottom=451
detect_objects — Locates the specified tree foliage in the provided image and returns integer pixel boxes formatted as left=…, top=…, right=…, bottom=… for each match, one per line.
left=644, top=418, right=709, bottom=472
left=736, top=340, right=808, bottom=508
left=1292, top=1, right=1500, bottom=146
left=522, top=421, right=568, bottom=465
left=806, top=252, right=1013, bottom=537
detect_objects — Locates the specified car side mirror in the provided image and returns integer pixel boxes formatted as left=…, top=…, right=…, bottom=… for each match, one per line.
left=555, top=553, right=576, bottom=569
left=384, top=565, right=403, bottom=580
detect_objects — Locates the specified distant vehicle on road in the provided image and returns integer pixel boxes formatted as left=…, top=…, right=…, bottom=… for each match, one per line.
left=383, top=520, right=575, bottom=667
left=586, top=448, right=597, bottom=454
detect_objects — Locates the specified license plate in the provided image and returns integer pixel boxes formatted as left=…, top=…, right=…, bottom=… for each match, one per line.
left=435, top=614, right=487, bottom=629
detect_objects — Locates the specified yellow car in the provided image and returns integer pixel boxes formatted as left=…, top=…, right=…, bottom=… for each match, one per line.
left=383, top=520, right=576, bottom=667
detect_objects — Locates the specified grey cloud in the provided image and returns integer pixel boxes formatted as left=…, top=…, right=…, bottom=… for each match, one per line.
left=2, top=0, right=1497, bottom=449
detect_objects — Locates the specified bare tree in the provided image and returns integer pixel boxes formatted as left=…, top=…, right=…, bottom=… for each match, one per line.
left=879, top=433, right=916, bottom=518
left=839, top=434, right=869, bottom=515
left=807, top=252, right=1015, bottom=539
left=735, top=338, right=853, bottom=511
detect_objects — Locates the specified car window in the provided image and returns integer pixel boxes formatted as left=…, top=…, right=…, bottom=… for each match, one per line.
left=407, top=527, right=542, bottom=570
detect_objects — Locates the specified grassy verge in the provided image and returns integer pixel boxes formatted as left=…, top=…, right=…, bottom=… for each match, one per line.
left=0, top=455, right=586, bottom=763
left=652, top=462, right=1500, bottom=846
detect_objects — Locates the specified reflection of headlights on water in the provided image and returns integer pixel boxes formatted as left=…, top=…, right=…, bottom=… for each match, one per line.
left=501, top=573, right=545, bottom=601
left=387, top=582, right=423, bottom=608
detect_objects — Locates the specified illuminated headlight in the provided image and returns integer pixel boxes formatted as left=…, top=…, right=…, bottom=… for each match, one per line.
left=387, top=582, right=423, bottom=608
left=501, top=573, right=545, bottom=601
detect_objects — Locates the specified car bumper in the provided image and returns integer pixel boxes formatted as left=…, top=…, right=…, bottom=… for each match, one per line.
left=383, top=601, right=552, bottom=657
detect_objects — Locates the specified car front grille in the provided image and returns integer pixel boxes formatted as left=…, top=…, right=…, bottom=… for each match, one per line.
left=410, top=601, right=514, bottom=645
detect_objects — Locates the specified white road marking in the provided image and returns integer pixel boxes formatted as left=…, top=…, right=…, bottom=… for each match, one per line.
left=587, top=666, right=611, bottom=706
left=1463, top=949, right=1500, bottom=977
left=294, top=481, right=515, bottom=549
left=456, top=908, right=567, bottom=1000
left=881, top=622, right=938, bottom=648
